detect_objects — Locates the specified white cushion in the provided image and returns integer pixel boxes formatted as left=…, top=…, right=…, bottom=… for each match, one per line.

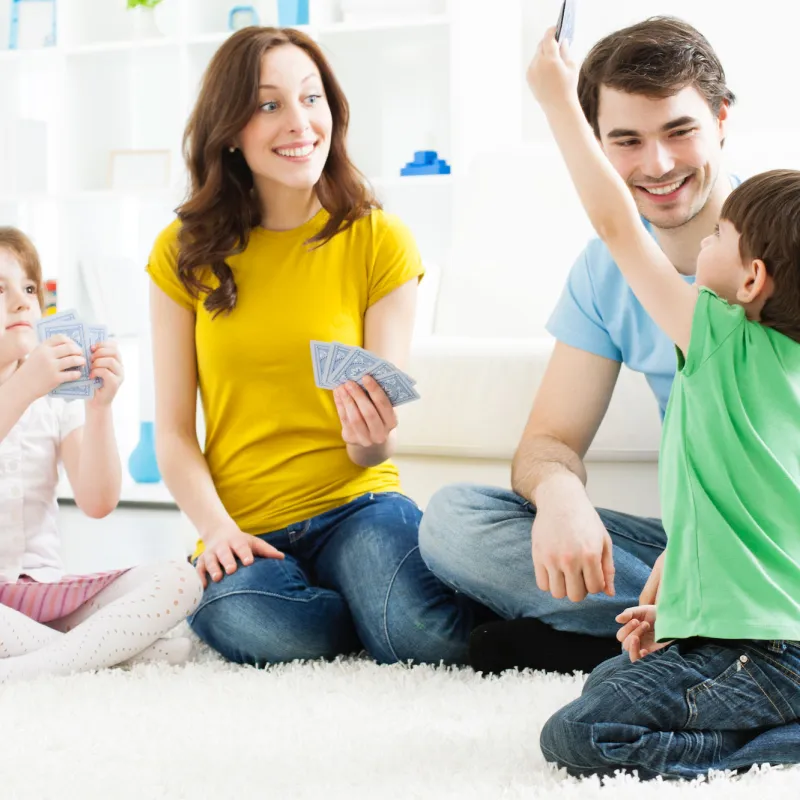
left=400, top=336, right=661, bottom=461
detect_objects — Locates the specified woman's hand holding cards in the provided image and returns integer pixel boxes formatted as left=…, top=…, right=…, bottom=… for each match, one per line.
left=334, top=375, right=398, bottom=449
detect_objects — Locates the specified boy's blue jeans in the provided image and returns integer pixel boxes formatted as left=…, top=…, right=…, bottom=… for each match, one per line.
left=189, top=492, right=478, bottom=666
left=541, top=639, right=800, bottom=780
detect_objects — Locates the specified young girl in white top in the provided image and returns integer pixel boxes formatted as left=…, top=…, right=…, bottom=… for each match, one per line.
left=0, top=227, right=201, bottom=683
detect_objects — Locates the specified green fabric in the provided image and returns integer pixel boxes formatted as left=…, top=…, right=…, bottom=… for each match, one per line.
left=656, top=288, right=800, bottom=642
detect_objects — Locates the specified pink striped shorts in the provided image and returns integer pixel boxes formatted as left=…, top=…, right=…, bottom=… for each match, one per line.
left=0, top=569, right=129, bottom=623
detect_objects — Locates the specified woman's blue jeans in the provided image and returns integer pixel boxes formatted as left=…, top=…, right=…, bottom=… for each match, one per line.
left=189, top=492, right=479, bottom=666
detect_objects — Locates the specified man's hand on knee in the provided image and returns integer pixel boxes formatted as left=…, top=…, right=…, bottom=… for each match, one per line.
left=531, top=476, right=616, bottom=602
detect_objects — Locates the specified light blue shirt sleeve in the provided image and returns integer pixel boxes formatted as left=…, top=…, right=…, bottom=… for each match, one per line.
left=545, top=246, right=622, bottom=362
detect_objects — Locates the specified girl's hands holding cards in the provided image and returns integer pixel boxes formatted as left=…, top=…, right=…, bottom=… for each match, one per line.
left=334, top=376, right=398, bottom=448
left=87, top=339, right=125, bottom=408
left=527, top=26, right=579, bottom=110
left=17, top=335, right=86, bottom=401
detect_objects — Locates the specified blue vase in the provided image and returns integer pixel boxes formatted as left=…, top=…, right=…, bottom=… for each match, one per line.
left=278, top=0, right=309, bottom=26
left=128, top=421, right=161, bottom=483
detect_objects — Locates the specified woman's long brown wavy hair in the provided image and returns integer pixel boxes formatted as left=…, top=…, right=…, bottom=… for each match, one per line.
left=177, top=27, right=379, bottom=316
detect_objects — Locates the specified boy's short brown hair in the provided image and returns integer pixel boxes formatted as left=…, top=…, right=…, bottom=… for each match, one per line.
left=578, top=16, right=736, bottom=137
left=0, top=227, right=45, bottom=310
left=721, top=170, right=800, bottom=344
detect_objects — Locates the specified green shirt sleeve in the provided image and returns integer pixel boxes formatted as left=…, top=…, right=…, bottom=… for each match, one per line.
left=678, top=288, right=747, bottom=377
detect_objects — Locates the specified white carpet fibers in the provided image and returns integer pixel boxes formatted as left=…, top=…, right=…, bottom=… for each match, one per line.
left=1, top=628, right=798, bottom=799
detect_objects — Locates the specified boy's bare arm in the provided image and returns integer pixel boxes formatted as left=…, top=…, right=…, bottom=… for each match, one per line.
left=528, top=30, right=697, bottom=353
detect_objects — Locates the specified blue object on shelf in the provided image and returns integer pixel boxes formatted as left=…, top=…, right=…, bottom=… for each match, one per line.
left=128, top=421, right=161, bottom=484
left=9, top=0, right=57, bottom=50
left=228, top=5, right=260, bottom=31
left=278, top=0, right=309, bottom=26
left=400, top=150, right=451, bottom=176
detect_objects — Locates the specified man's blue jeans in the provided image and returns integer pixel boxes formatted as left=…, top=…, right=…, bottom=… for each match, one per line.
left=418, top=484, right=666, bottom=635
left=541, top=639, right=800, bottom=779
left=189, top=492, right=477, bottom=666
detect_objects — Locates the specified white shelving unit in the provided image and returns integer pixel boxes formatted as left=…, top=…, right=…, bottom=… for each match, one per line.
left=0, top=0, right=526, bottom=293
left=0, top=0, right=525, bottom=503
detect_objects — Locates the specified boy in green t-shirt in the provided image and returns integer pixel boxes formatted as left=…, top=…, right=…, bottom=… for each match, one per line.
left=527, top=27, right=800, bottom=780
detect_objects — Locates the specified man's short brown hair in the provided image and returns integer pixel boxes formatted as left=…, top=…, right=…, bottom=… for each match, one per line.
left=721, top=170, right=800, bottom=344
left=0, top=227, right=45, bottom=310
left=578, top=16, right=736, bottom=137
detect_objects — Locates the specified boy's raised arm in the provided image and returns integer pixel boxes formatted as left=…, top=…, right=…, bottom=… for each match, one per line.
left=527, top=28, right=697, bottom=353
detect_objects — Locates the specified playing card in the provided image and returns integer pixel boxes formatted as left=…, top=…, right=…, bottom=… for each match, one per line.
left=34, top=311, right=108, bottom=401
left=36, top=321, right=91, bottom=382
left=555, top=0, right=576, bottom=45
left=87, top=324, right=108, bottom=387
left=310, top=339, right=421, bottom=406
left=367, top=360, right=417, bottom=386
left=328, top=346, right=385, bottom=386
left=323, top=342, right=355, bottom=387
left=35, top=309, right=78, bottom=342
left=51, top=380, right=95, bottom=401
left=370, top=370, right=420, bottom=407
left=310, top=340, right=333, bottom=389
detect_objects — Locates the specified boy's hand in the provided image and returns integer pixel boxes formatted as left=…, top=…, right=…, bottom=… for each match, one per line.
left=88, top=339, right=124, bottom=408
left=526, top=26, right=579, bottom=111
left=639, top=552, right=666, bottom=605
left=16, top=335, right=86, bottom=401
left=616, top=605, right=671, bottom=662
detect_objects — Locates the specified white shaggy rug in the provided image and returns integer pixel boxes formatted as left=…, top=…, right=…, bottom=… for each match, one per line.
left=1, top=626, right=798, bottom=799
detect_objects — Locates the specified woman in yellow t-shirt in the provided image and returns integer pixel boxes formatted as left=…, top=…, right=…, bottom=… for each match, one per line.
left=146, top=27, right=476, bottom=666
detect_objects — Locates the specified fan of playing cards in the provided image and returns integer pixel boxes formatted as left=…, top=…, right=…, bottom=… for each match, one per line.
left=310, top=341, right=420, bottom=407
left=35, top=309, right=108, bottom=402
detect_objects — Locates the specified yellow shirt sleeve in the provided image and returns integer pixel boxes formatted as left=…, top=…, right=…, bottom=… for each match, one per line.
left=145, top=219, right=198, bottom=312
left=368, top=212, right=425, bottom=307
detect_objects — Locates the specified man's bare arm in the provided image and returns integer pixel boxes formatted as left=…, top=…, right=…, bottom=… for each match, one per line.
left=512, top=342, right=621, bottom=600
left=511, top=341, right=621, bottom=504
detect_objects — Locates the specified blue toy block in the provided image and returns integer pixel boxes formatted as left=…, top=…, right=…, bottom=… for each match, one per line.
left=412, top=151, right=438, bottom=166
left=400, top=150, right=451, bottom=176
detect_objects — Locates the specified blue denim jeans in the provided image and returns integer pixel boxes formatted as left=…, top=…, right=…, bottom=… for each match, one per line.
left=541, top=639, right=800, bottom=779
left=418, top=484, right=666, bottom=636
left=188, top=492, right=477, bottom=666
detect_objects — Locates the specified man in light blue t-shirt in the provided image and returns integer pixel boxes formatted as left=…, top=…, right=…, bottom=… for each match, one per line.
left=419, top=17, right=741, bottom=674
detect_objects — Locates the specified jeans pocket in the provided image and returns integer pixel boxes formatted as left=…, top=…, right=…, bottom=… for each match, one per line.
left=686, top=651, right=793, bottom=730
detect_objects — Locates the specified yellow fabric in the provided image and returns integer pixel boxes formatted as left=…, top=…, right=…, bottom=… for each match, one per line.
left=146, top=209, right=424, bottom=552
